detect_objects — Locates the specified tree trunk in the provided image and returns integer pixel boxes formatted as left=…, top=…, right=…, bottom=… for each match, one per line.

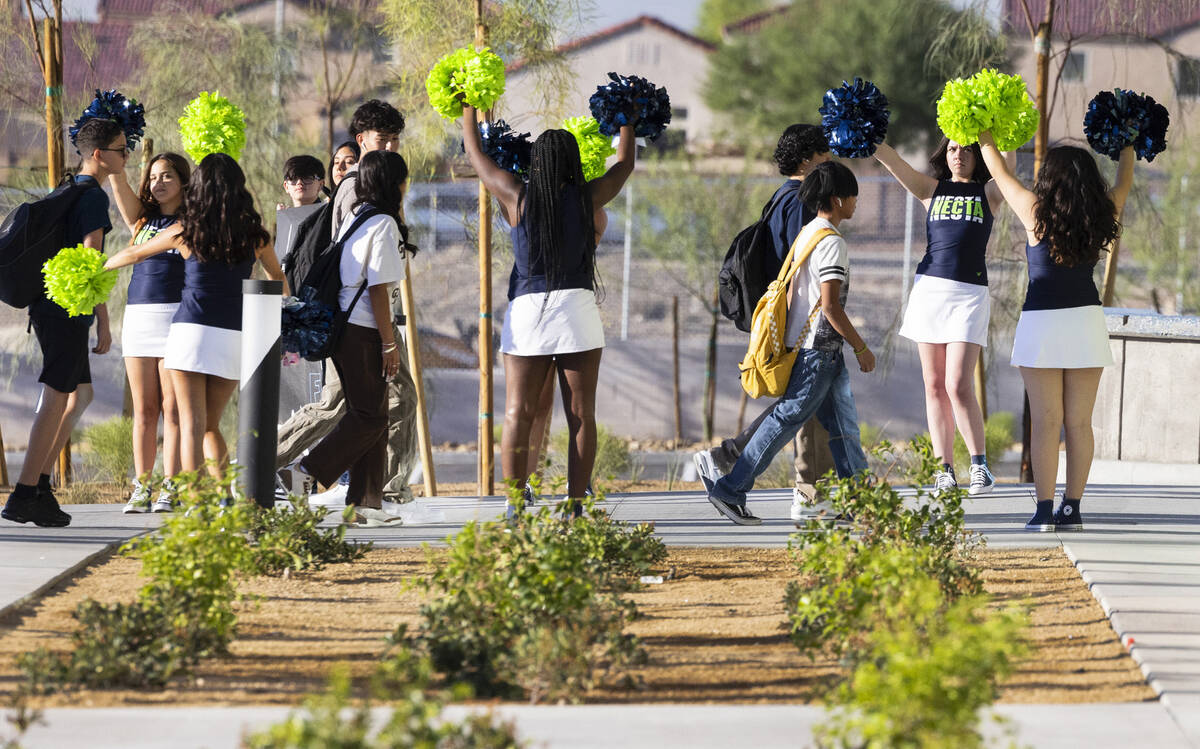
left=672, top=296, right=682, bottom=443
left=475, top=0, right=495, bottom=496
left=703, top=288, right=719, bottom=442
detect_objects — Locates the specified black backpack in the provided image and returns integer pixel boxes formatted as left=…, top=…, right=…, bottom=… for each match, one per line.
left=0, top=179, right=90, bottom=309
left=287, top=206, right=382, bottom=362
left=717, top=192, right=787, bottom=334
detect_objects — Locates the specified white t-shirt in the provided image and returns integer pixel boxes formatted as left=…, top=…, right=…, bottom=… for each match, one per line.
left=336, top=207, right=405, bottom=329
left=784, top=217, right=849, bottom=351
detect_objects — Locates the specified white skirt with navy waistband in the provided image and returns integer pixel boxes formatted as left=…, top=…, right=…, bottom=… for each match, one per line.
left=164, top=322, right=241, bottom=380
left=500, top=288, right=605, bottom=356
left=1010, top=304, right=1113, bottom=368
left=121, top=303, right=179, bottom=358
left=899, top=274, right=991, bottom=346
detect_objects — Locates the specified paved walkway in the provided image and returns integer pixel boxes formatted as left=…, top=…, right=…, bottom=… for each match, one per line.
left=1, top=483, right=1197, bottom=748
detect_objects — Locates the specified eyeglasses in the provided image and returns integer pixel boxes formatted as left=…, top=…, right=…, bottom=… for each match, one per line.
left=285, top=176, right=321, bottom=186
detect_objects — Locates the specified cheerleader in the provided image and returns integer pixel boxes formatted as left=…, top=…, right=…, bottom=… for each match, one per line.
left=105, top=153, right=288, bottom=491
left=107, top=152, right=191, bottom=513
left=460, top=104, right=636, bottom=516
left=977, top=133, right=1133, bottom=531
left=874, top=139, right=1011, bottom=496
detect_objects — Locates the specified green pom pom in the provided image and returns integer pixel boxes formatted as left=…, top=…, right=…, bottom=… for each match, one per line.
left=426, top=47, right=506, bottom=120
left=936, top=69, right=1038, bottom=151
left=179, top=91, right=247, bottom=163
left=42, top=244, right=119, bottom=317
left=560, top=116, right=616, bottom=181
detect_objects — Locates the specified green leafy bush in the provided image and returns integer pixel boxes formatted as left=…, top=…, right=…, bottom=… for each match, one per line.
left=80, top=416, right=134, bottom=483
left=249, top=500, right=371, bottom=576
left=398, top=495, right=666, bottom=702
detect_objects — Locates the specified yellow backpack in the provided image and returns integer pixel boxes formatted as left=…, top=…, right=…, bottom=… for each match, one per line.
left=738, top=227, right=837, bottom=399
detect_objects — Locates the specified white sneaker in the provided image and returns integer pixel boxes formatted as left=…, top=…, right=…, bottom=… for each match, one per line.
left=791, top=487, right=837, bottom=525
left=278, top=460, right=315, bottom=498
left=151, top=484, right=175, bottom=513
left=123, top=480, right=151, bottom=514
left=692, top=450, right=722, bottom=492
left=353, top=507, right=404, bottom=528
left=932, top=471, right=957, bottom=497
left=968, top=463, right=995, bottom=496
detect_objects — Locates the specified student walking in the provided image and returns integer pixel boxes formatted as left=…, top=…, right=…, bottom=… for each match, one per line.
left=694, top=124, right=838, bottom=523
left=277, top=152, right=410, bottom=523
left=2, top=118, right=121, bottom=527
left=460, top=104, right=636, bottom=515
left=704, top=162, right=875, bottom=525
left=105, top=153, right=287, bottom=493
left=873, top=138, right=1009, bottom=496
left=977, top=132, right=1132, bottom=532
left=107, top=152, right=191, bottom=513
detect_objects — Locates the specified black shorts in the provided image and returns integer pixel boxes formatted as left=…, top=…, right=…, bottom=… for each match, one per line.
left=30, top=314, right=92, bottom=393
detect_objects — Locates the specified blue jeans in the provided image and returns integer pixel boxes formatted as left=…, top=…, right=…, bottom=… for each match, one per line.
left=711, top=349, right=867, bottom=507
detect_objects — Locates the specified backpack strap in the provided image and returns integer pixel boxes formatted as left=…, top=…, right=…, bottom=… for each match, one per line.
left=776, top=227, right=837, bottom=288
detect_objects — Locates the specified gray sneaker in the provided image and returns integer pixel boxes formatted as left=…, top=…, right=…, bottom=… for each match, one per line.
left=968, top=464, right=996, bottom=495
left=932, top=471, right=957, bottom=497
left=151, top=482, right=176, bottom=513
left=123, top=480, right=152, bottom=514
left=692, top=450, right=722, bottom=492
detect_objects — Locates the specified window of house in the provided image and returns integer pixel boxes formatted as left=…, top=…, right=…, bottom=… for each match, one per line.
left=1178, top=57, right=1200, bottom=98
left=672, top=107, right=689, bottom=121
left=1061, top=50, right=1086, bottom=82
left=626, top=42, right=662, bottom=65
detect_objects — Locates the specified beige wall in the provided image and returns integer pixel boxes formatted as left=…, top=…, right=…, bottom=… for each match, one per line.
left=1007, top=25, right=1200, bottom=143
left=503, top=23, right=715, bottom=148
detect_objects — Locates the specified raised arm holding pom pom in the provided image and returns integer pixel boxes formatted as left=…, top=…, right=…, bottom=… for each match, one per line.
left=976, top=129, right=1133, bottom=534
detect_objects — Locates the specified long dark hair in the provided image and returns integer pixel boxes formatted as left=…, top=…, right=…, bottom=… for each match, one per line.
left=328, top=140, right=360, bottom=187
left=797, top=161, right=858, bottom=212
left=353, top=150, right=417, bottom=255
left=1033, top=145, right=1121, bottom=267
left=928, top=137, right=990, bottom=183
left=136, top=152, right=191, bottom=221
left=179, top=153, right=270, bottom=265
left=520, top=129, right=598, bottom=296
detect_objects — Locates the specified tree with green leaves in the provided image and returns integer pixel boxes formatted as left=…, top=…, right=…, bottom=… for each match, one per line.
left=695, top=0, right=768, bottom=43
left=705, top=0, right=1004, bottom=151
left=633, top=157, right=775, bottom=440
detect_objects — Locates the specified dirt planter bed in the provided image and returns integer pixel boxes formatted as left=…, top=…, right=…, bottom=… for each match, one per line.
left=0, top=546, right=1154, bottom=707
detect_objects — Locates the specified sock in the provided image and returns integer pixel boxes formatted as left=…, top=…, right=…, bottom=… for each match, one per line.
left=37, top=473, right=52, bottom=491
left=10, top=483, right=37, bottom=500
left=970, top=454, right=987, bottom=467
left=941, top=463, right=956, bottom=479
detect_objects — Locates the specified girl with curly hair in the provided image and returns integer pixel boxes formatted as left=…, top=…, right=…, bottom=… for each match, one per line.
left=105, top=153, right=288, bottom=493
left=977, top=133, right=1133, bottom=531
left=107, top=152, right=191, bottom=513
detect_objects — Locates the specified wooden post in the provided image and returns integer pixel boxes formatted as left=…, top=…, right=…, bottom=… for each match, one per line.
left=1020, top=0, right=1055, bottom=484
left=44, top=15, right=71, bottom=486
left=400, top=266, right=437, bottom=497
left=55, top=440, right=72, bottom=486
left=0, top=423, right=9, bottom=488
left=671, top=296, right=681, bottom=443
left=703, top=288, right=718, bottom=442
left=474, top=0, right=495, bottom=496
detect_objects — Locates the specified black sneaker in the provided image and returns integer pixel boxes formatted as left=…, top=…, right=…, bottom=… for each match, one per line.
left=705, top=494, right=762, bottom=526
left=1024, top=500, right=1054, bottom=532
left=3, top=491, right=71, bottom=527
left=1054, top=503, right=1083, bottom=532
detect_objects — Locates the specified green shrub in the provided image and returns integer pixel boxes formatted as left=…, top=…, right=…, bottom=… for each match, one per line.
left=816, top=572, right=1027, bottom=749
left=952, top=411, right=1017, bottom=473
left=80, top=416, right=134, bottom=483
left=546, top=424, right=630, bottom=482
left=246, top=662, right=521, bottom=749
left=249, top=500, right=371, bottom=576
left=398, top=493, right=666, bottom=702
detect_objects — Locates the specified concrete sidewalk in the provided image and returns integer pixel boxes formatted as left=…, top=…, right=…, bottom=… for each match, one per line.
left=1, top=483, right=1198, bottom=747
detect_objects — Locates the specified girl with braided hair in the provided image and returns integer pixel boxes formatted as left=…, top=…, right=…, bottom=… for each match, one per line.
left=461, top=105, right=636, bottom=516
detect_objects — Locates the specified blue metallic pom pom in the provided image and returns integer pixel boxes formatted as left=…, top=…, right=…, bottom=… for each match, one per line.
left=819, top=78, right=889, bottom=159
left=69, top=89, right=146, bottom=151
left=465, top=120, right=532, bottom=177
left=588, top=72, right=671, bottom=140
left=281, top=288, right=335, bottom=360
left=1084, top=88, right=1169, bottom=162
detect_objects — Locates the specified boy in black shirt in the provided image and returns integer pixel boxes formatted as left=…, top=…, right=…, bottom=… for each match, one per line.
left=3, top=118, right=123, bottom=527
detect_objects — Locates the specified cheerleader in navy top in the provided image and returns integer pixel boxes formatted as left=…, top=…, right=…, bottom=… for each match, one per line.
left=978, top=133, right=1134, bottom=533
left=460, top=103, right=637, bottom=514
left=106, top=153, right=287, bottom=484
left=874, top=139, right=1008, bottom=497
left=107, top=153, right=192, bottom=513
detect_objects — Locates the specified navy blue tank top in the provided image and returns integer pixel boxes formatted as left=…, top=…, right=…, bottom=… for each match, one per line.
left=173, top=254, right=254, bottom=330
left=1022, top=240, right=1102, bottom=311
left=507, top=184, right=593, bottom=301
left=916, top=180, right=993, bottom=286
left=127, top=215, right=184, bottom=305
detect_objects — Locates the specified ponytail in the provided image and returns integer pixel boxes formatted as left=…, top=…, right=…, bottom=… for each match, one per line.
left=797, top=161, right=858, bottom=212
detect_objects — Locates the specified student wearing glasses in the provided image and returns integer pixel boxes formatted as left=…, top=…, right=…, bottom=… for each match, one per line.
left=281, top=155, right=326, bottom=208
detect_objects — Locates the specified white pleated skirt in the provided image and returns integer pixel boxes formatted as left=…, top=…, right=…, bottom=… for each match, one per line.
left=164, top=322, right=241, bottom=380
left=899, top=274, right=990, bottom=346
left=500, top=288, right=605, bottom=357
left=1011, top=305, right=1113, bottom=369
left=121, top=303, right=178, bottom=358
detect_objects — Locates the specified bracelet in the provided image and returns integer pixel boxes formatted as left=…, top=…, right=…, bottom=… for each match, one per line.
left=382, top=342, right=398, bottom=353
left=854, top=343, right=869, bottom=355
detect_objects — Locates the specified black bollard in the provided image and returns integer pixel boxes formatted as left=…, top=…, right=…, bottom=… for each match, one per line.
left=237, top=279, right=283, bottom=508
